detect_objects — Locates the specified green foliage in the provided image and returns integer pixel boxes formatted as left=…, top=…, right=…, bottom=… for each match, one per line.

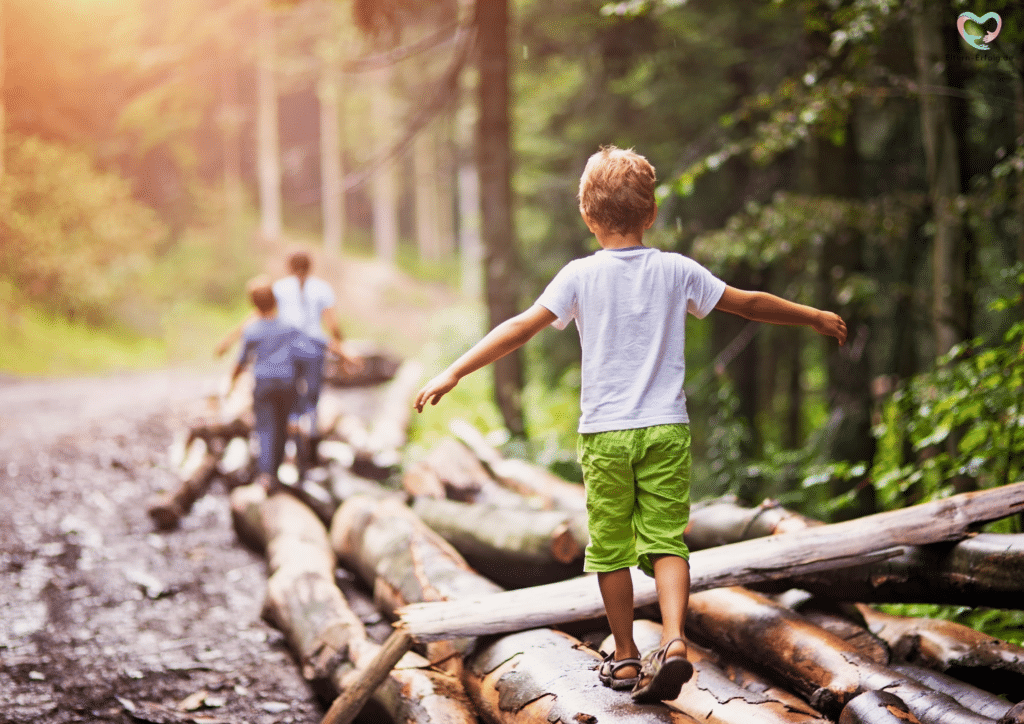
left=879, top=603, right=1024, bottom=646
left=0, top=134, right=168, bottom=328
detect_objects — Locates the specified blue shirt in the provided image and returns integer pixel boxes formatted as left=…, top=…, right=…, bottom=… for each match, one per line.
left=238, top=318, right=301, bottom=382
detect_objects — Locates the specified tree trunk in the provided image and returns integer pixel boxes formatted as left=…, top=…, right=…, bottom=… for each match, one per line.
left=227, top=485, right=477, bottom=724
left=839, top=691, right=922, bottom=724
left=319, top=51, right=343, bottom=255
left=256, top=1, right=282, bottom=243
left=449, top=418, right=587, bottom=512
left=757, top=534, right=1024, bottom=608
left=912, top=0, right=967, bottom=357
left=856, top=605, right=1024, bottom=702
left=350, top=360, right=421, bottom=478
left=685, top=496, right=820, bottom=550
left=475, top=0, right=524, bottom=437
left=893, top=664, right=1024, bottom=723
left=414, top=122, right=441, bottom=260
left=464, top=628, right=700, bottom=724
left=147, top=439, right=222, bottom=531
left=0, top=0, right=4, bottom=181
left=410, top=495, right=585, bottom=584
left=370, top=65, right=399, bottom=264
left=686, top=587, right=998, bottom=723
left=621, top=619, right=830, bottom=724
left=401, top=435, right=530, bottom=508
left=396, top=481, right=1024, bottom=641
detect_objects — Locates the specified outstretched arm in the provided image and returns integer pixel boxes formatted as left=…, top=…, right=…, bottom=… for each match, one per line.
left=415, top=304, right=557, bottom=412
left=715, top=286, right=847, bottom=345
left=215, top=312, right=258, bottom=357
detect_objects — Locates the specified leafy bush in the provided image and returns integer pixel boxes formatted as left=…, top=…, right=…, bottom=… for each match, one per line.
left=0, top=134, right=168, bottom=327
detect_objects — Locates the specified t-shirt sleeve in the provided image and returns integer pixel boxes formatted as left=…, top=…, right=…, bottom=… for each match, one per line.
left=683, top=257, right=727, bottom=319
left=535, top=263, right=578, bottom=331
left=314, top=277, right=336, bottom=310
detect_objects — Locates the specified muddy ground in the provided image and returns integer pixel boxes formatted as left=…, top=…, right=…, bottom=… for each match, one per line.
left=0, top=368, right=385, bottom=724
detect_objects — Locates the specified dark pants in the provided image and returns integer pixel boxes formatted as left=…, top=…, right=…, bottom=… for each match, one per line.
left=292, top=337, right=326, bottom=427
left=253, top=378, right=297, bottom=477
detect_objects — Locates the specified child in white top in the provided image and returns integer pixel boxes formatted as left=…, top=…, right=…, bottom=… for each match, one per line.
left=415, top=146, right=847, bottom=702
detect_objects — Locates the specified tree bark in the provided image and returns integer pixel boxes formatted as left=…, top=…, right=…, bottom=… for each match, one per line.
left=686, top=587, right=998, bottom=722
left=620, top=619, right=830, bottom=724
left=370, top=65, right=399, bottom=264
left=256, top=1, right=282, bottom=243
left=229, top=484, right=477, bottom=723
left=464, top=628, right=701, bottom=724
left=757, top=534, right=1024, bottom=608
left=409, top=496, right=586, bottom=587
left=397, top=481, right=1024, bottom=641
left=475, top=0, right=524, bottom=437
left=912, top=0, right=968, bottom=357
left=401, top=435, right=530, bottom=508
left=147, top=439, right=222, bottom=531
left=839, top=691, right=922, bottom=724
left=353, top=360, right=421, bottom=477
left=449, top=418, right=587, bottom=512
left=319, top=50, right=343, bottom=255
left=686, top=496, right=820, bottom=550
left=856, top=605, right=1024, bottom=702
left=893, top=664, right=1023, bottom=723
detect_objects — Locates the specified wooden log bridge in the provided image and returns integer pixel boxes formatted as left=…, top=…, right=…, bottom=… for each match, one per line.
left=396, top=481, right=1024, bottom=641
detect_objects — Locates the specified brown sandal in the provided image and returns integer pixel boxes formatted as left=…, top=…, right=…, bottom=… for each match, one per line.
left=597, top=651, right=642, bottom=691
left=630, top=638, right=693, bottom=703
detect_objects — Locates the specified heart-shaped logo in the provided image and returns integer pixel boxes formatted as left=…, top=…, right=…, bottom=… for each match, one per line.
left=957, top=11, right=1002, bottom=50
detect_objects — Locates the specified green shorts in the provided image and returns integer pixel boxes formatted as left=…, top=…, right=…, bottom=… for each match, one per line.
left=577, top=423, right=691, bottom=578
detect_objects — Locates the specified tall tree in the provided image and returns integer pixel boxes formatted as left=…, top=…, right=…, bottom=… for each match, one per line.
left=912, top=0, right=968, bottom=358
left=0, top=0, right=5, bottom=180
left=476, top=0, right=524, bottom=436
left=256, top=0, right=282, bottom=243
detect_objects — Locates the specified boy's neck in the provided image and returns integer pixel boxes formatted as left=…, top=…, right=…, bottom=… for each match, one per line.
left=595, top=230, right=646, bottom=250
left=257, top=310, right=277, bottom=320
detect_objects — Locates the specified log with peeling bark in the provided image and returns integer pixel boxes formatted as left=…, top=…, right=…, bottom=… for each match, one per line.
left=756, top=534, right=1024, bottom=608
left=892, top=664, right=1023, bottom=723
left=839, top=691, right=922, bottom=724
left=686, top=586, right=1000, bottom=723
left=397, top=481, right=1024, bottom=641
left=856, top=605, right=1024, bottom=702
left=618, top=619, right=830, bottom=724
left=401, top=436, right=527, bottom=508
left=355, top=360, right=422, bottom=475
left=147, top=438, right=223, bottom=530
left=227, top=483, right=477, bottom=724
left=321, top=344, right=402, bottom=388
left=410, top=496, right=587, bottom=588
left=448, top=418, right=588, bottom=512
left=464, top=627, right=701, bottom=724
left=686, top=496, right=820, bottom=549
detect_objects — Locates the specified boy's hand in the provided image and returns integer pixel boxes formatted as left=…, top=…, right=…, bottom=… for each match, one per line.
left=815, top=311, right=848, bottom=346
left=415, top=371, right=459, bottom=412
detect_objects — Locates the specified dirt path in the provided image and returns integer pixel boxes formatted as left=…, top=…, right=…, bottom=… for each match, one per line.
left=0, top=368, right=356, bottom=724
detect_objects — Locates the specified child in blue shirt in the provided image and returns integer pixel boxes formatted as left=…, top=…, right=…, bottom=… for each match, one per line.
left=229, top=276, right=346, bottom=490
left=415, top=146, right=847, bottom=702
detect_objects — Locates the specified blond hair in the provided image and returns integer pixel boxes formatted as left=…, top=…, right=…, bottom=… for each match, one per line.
left=578, top=146, right=657, bottom=235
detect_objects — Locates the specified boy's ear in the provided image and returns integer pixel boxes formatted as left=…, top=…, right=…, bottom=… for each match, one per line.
left=580, top=208, right=600, bottom=234
left=645, top=202, right=658, bottom=230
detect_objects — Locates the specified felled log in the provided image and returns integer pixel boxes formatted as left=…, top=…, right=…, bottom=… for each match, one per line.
left=839, top=691, right=922, bottom=724
left=228, top=483, right=477, bottom=724
left=352, top=360, right=422, bottom=478
left=893, top=664, right=1024, bottom=723
left=857, top=605, right=1024, bottom=701
left=330, top=494, right=504, bottom=613
left=686, top=586, right=1000, bottom=722
left=186, top=417, right=251, bottom=448
left=463, top=627, right=700, bottom=724
left=797, top=608, right=891, bottom=666
left=147, top=438, right=222, bottom=530
left=410, top=496, right=586, bottom=588
left=449, top=418, right=587, bottom=512
left=619, top=619, right=830, bottom=724
left=756, top=533, right=1024, bottom=608
left=401, top=436, right=527, bottom=508
left=321, top=344, right=401, bottom=388
left=397, top=481, right=1024, bottom=641
left=686, top=496, right=820, bottom=549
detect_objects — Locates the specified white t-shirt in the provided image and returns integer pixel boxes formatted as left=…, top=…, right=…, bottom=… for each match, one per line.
left=536, top=246, right=726, bottom=433
left=273, top=275, right=336, bottom=342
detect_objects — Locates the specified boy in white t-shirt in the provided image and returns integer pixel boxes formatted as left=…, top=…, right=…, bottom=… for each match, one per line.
left=414, top=146, right=847, bottom=702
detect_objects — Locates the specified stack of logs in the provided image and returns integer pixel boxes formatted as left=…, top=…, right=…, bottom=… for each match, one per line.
left=152, top=369, right=1024, bottom=724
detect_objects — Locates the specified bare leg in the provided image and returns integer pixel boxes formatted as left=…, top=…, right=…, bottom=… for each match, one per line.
left=652, top=554, right=689, bottom=658
left=597, top=568, right=641, bottom=679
